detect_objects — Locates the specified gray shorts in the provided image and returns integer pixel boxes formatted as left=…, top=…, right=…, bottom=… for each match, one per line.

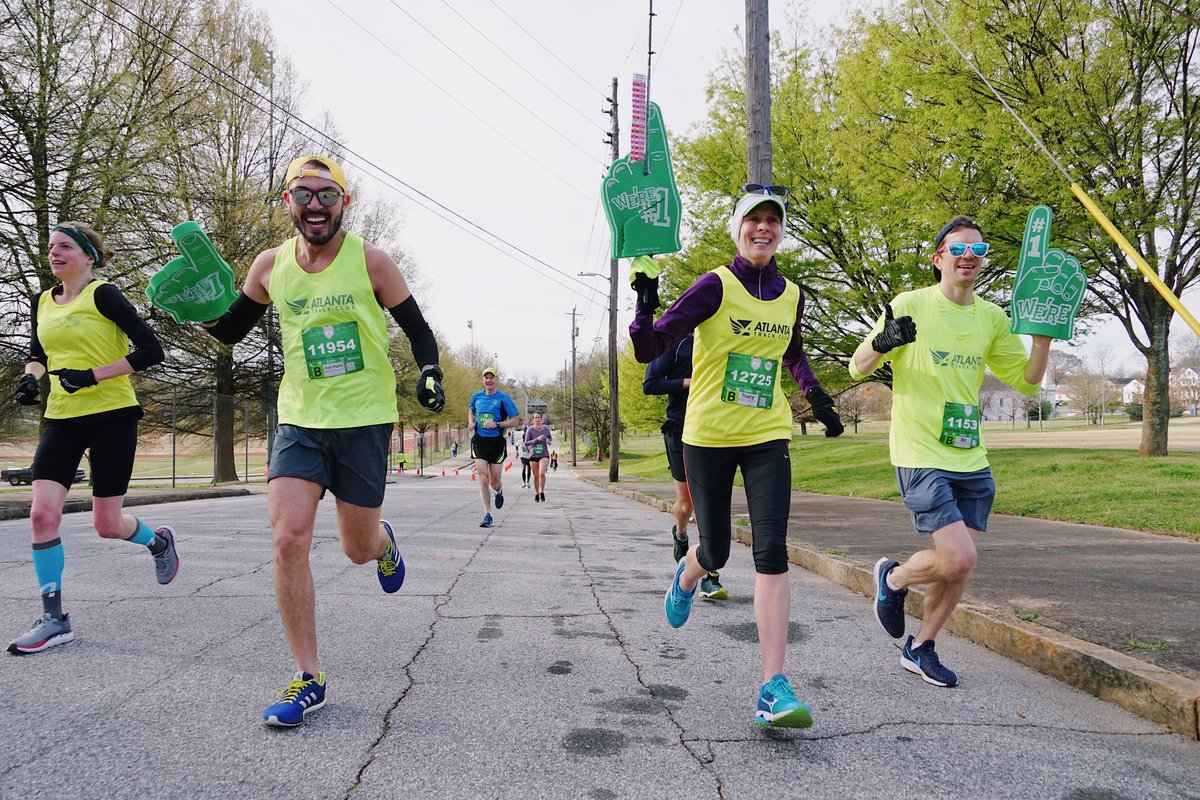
left=896, top=467, right=995, bottom=535
left=269, top=423, right=393, bottom=508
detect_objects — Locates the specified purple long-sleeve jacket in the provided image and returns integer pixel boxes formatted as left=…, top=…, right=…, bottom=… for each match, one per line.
left=629, top=255, right=821, bottom=394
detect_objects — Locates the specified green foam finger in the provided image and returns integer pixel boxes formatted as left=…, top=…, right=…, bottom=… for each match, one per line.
left=146, top=221, right=237, bottom=324
left=601, top=101, right=683, bottom=259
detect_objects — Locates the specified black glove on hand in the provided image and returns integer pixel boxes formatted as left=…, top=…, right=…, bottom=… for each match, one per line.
left=416, top=365, right=445, bottom=413
left=806, top=387, right=844, bottom=438
left=631, top=273, right=660, bottom=314
left=13, top=373, right=39, bottom=406
left=50, top=368, right=97, bottom=394
left=871, top=304, right=917, bottom=354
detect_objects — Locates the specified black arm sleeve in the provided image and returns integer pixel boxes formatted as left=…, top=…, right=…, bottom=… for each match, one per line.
left=204, top=292, right=269, bottom=345
left=388, top=296, right=439, bottom=368
left=27, top=291, right=47, bottom=366
left=93, top=283, right=165, bottom=372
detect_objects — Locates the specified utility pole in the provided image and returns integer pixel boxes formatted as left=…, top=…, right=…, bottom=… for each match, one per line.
left=263, top=46, right=279, bottom=463
left=604, top=77, right=621, bottom=481
left=745, top=0, right=772, bottom=184
left=568, top=307, right=579, bottom=466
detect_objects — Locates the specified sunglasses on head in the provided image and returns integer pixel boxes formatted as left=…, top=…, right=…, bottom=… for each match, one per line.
left=742, top=183, right=790, bottom=203
left=939, top=242, right=990, bottom=257
left=288, top=187, right=344, bottom=207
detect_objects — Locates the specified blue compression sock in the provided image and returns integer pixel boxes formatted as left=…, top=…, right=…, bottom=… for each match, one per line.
left=33, top=539, right=65, bottom=618
left=128, top=517, right=157, bottom=547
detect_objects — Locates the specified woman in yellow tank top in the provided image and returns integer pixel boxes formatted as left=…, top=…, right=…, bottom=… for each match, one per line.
left=7, top=221, right=176, bottom=656
left=630, top=187, right=843, bottom=729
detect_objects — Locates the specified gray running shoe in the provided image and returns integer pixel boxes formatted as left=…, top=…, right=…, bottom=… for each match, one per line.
left=8, top=613, right=73, bottom=655
left=671, top=525, right=689, bottom=563
left=153, top=526, right=180, bottom=585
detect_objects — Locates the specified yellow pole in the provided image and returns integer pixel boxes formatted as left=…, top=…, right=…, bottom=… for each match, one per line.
left=1069, top=183, right=1200, bottom=337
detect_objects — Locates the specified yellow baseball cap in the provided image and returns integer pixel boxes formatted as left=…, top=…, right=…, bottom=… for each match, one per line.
left=482, top=367, right=500, bottom=377
left=283, top=155, right=346, bottom=191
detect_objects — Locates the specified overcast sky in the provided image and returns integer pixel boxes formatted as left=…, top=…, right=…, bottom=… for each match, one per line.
left=246, top=0, right=1191, bottom=383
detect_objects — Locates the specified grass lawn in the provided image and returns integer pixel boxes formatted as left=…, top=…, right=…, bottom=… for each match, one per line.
left=613, top=431, right=1200, bottom=539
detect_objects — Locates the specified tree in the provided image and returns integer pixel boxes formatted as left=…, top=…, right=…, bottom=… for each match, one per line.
left=574, top=351, right=613, bottom=460
left=617, top=342, right=667, bottom=435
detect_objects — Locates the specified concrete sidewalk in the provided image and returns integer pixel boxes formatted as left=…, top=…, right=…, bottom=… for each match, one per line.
left=572, top=462, right=1200, bottom=741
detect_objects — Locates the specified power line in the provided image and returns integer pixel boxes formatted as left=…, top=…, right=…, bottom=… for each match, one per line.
left=368, top=0, right=605, bottom=162
left=485, top=0, right=608, bottom=99
left=436, top=0, right=608, bottom=133
left=321, top=0, right=597, bottom=202
left=77, top=0, right=607, bottom=302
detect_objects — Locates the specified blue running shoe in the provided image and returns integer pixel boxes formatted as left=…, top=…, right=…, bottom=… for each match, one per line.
left=494, top=490, right=504, bottom=509
left=263, top=671, right=327, bottom=727
left=755, top=674, right=813, bottom=728
left=902, top=636, right=958, bottom=687
left=480, top=513, right=493, bottom=528
left=376, top=520, right=405, bottom=594
left=153, top=526, right=179, bottom=585
left=873, top=557, right=908, bottom=639
left=664, top=557, right=695, bottom=628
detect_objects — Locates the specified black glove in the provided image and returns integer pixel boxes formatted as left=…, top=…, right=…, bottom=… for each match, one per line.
left=871, top=304, right=917, bottom=354
left=806, top=386, right=844, bottom=438
left=416, top=365, right=445, bottom=413
left=50, top=368, right=97, bottom=394
left=631, top=273, right=660, bottom=314
left=13, top=373, right=39, bottom=406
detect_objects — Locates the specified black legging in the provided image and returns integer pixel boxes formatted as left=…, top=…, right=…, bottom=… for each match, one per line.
left=521, top=459, right=531, bottom=484
left=683, top=439, right=792, bottom=575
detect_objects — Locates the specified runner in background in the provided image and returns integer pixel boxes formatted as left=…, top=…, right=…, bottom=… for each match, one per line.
left=469, top=367, right=521, bottom=527
left=643, top=333, right=726, bottom=600
left=524, top=412, right=553, bottom=503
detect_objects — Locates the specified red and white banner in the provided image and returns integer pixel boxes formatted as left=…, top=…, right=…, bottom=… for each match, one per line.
left=630, top=73, right=648, bottom=163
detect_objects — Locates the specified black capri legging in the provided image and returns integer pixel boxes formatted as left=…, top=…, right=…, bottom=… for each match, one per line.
left=684, top=439, right=792, bottom=575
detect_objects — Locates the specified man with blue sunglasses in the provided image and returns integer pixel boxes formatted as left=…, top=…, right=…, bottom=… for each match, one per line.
left=849, top=215, right=1051, bottom=688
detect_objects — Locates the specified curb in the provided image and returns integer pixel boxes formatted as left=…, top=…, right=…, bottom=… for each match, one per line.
left=0, top=487, right=252, bottom=521
left=587, top=475, right=1200, bottom=741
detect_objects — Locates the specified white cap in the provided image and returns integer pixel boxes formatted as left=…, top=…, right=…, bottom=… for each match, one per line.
left=728, top=193, right=787, bottom=244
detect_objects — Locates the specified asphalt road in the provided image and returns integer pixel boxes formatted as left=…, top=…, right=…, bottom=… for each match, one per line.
left=2, top=470, right=1198, bottom=799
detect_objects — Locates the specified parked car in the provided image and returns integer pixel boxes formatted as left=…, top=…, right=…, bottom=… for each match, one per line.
left=1, top=467, right=86, bottom=486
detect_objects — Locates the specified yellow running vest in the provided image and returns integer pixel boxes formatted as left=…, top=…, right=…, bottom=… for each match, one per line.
left=683, top=266, right=800, bottom=448
left=270, top=234, right=397, bottom=428
left=37, top=281, right=138, bottom=419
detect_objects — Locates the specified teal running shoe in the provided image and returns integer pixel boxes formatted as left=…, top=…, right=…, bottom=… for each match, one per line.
left=671, top=525, right=688, bottom=563
left=376, top=520, right=405, bottom=593
left=664, top=557, right=695, bottom=628
left=699, top=573, right=728, bottom=601
left=755, top=674, right=813, bottom=728
left=263, top=671, right=326, bottom=727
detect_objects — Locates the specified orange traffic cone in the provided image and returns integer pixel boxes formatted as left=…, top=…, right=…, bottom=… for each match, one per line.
left=471, top=471, right=476, bottom=481
left=441, top=469, right=446, bottom=477
left=455, top=469, right=459, bottom=476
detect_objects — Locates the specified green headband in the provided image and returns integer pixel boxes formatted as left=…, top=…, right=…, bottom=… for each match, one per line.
left=53, top=225, right=101, bottom=265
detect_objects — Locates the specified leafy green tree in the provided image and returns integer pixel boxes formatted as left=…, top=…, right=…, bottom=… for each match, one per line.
left=617, top=342, right=666, bottom=435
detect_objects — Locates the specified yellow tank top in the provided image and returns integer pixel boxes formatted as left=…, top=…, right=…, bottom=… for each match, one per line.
left=683, top=266, right=799, bottom=447
left=270, top=234, right=397, bottom=428
left=37, top=281, right=138, bottom=419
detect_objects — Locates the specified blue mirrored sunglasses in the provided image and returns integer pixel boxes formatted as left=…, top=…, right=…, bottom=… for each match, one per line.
left=743, top=183, right=790, bottom=201
left=941, top=242, right=990, bottom=257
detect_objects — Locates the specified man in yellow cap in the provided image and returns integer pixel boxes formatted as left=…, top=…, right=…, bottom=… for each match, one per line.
left=468, top=367, right=521, bottom=527
left=197, top=154, right=446, bottom=727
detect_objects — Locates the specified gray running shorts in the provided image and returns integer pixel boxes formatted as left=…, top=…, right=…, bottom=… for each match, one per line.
left=269, top=423, right=393, bottom=507
left=896, top=466, right=995, bottom=535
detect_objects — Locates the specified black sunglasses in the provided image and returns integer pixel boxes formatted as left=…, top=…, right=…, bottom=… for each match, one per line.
left=742, top=183, right=790, bottom=207
left=288, top=187, right=344, bottom=207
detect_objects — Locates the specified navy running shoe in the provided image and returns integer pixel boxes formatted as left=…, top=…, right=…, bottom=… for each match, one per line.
left=263, top=671, right=327, bottom=727
left=480, top=513, right=493, bottom=528
left=699, top=573, right=728, bottom=601
left=671, top=525, right=688, bottom=563
left=376, top=520, right=405, bottom=593
left=902, top=636, right=958, bottom=687
left=494, top=490, right=504, bottom=509
left=664, top=557, right=695, bottom=628
left=153, top=526, right=179, bottom=585
left=755, top=673, right=813, bottom=728
left=873, top=557, right=908, bottom=638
